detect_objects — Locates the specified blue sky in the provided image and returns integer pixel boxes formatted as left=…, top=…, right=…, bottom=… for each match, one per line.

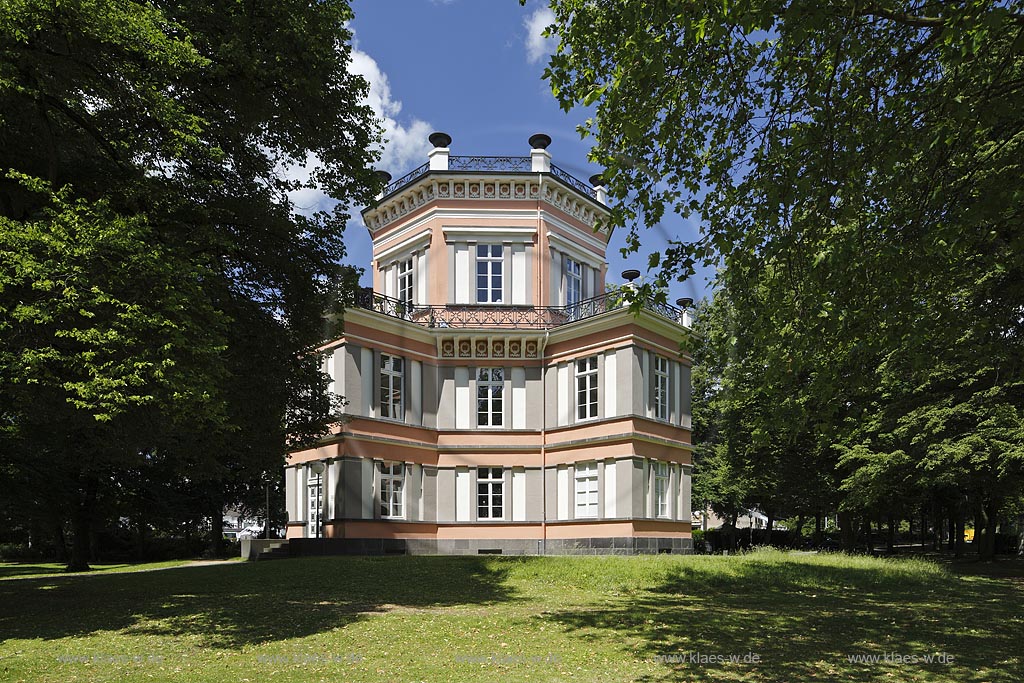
left=324, top=0, right=714, bottom=303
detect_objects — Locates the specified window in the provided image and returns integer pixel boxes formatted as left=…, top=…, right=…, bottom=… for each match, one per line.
left=307, top=471, right=322, bottom=537
left=654, top=355, right=670, bottom=421
left=379, top=461, right=405, bottom=518
left=576, top=356, right=599, bottom=420
left=380, top=354, right=404, bottom=420
left=477, top=367, right=504, bottom=427
left=564, top=256, right=582, bottom=306
left=575, top=462, right=599, bottom=518
left=397, top=258, right=413, bottom=312
left=476, top=244, right=503, bottom=303
left=477, top=467, right=504, bottom=519
left=654, top=461, right=670, bottom=518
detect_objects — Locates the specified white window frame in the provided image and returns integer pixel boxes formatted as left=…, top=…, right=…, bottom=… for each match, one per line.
left=380, top=354, right=404, bottom=420
left=307, top=472, right=322, bottom=537
left=476, top=244, right=503, bottom=304
left=379, top=461, right=405, bottom=519
left=654, top=461, right=670, bottom=518
left=564, top=255, right=582, bottom=306
left=576, top=356, right=599, bottom=421
left=476, top=367, right=504, bottom=427
left=397, top=258, right=413, bottom=311
left=575, top=462, right=599, bottom=518
left=477, top=467, right=504, bottom=520
left=654, top=355, right=670, bottom=421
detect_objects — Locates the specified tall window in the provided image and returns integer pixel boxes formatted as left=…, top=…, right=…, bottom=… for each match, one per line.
left=575, top=462, right=599, bottom=518
left=477, top=367, right=504, bottom=427
left=397, top=258, right=413, bottom=312
left=379, top=461, right=405, bottom=518
left=476, top=244, right=503, bottom=303
left=564, top=256, right=582, bottom=306
left=307, top=471, right=322, bottom=537
left=380, top=354, right=404, bottom=420
left=477, top=467, right=504, bottom=519
left=576, top=356, right=599, bottom=420
left=654, top=355, right=670, bottom=421
left=654, top=461, right=670, bottom=518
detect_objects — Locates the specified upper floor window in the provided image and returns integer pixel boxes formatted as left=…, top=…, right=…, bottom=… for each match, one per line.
left=564, top=255, right=582, bottom=306
left=380, top=354, right=404, bottom=420
left=379, top=461, right=405, bottom=518
left=477, top=467, right=504, bottom=519
left=476, top=244, right=503, bottom=303
left=575, top=462, right=599, bottom=518
left=654, top=461, right=670, bottom=518
left=397, top=258, right=413, bottom=308
left=653, top=355, right=670, bottom=421
left=477, top=367, right=504, bottom=427
left=576, top=356, right=599, bottom=420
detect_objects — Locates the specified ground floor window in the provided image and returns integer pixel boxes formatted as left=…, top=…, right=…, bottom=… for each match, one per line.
left=654, top=461, right=670, bottom=518
left=477, top=467, right=504, bottom=519
left=575, top=462, right=599, bottom=517
left=379, top=461, right=405, bottom=518
left=307, top=471, right=322, bottom=537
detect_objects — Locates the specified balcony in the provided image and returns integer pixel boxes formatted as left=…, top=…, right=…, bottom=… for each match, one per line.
left=352, top=289, right=686, bottom=330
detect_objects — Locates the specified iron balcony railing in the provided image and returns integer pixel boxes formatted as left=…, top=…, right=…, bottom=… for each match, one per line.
left=379, top=156, right=594, bottom=200
left=353, top=289, right=683, bottom=330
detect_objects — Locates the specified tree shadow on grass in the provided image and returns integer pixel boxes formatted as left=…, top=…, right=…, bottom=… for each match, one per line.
left=0, top=556, right=519, bottom=649
left=543, top=555, right=1024, bottom=683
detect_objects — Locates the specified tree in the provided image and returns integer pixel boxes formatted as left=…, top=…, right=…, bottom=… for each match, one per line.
left=539, top=0, right=1024, bottom=555
left=1, top=0, right=381, bottom=569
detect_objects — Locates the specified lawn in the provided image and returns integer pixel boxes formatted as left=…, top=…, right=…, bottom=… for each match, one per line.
left=0, top=549, right=1020, bottom=682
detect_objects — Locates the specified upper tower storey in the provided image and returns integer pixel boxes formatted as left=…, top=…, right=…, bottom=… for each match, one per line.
left=361, top=133, right=612, bottom=314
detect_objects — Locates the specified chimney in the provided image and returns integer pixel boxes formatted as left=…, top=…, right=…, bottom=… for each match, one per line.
left=589, top=173, right=607, bottom=205
left=428, top=131, right=451, bottom=171
left=529, top=133, right=551, bottom=172
left=676, top=297, right=693, bottom=327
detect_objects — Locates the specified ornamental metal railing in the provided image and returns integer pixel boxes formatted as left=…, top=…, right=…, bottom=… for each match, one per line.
left=382, top=161, right=429, bottom=197
left=448, top=155, right=533, bottom=172
left=378, top=157, right=594, bottom=199
left=352, top=288, right=683, bottom=330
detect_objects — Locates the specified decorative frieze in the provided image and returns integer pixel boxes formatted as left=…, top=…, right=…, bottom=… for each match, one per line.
left=436, top=334, right=545, bottom=361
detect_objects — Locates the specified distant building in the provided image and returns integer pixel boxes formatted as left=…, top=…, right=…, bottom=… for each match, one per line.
left=284, top=133, right=694, bottom=554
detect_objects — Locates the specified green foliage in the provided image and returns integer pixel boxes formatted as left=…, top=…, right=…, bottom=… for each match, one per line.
left=0, top=0, right=382, bottom=568
left=541, top=0, right=1024, bottom=552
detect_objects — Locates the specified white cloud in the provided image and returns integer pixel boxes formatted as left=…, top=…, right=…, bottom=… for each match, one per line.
left=278, top=38, right=434, bottom=214
left=349, top=47, right=433, bottom=174
left=524, top=7, right=556, bottom=65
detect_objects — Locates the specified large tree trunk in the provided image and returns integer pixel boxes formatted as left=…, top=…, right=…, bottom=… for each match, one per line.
left=52, top=521, right=68, bottom=564
left=886, top=514, right=895, bottom=553
left=67, top=477, right=97, bottom=572
left=814, top=513, right=823, bottom=546
left=947, top=508, right=956, bottom=552
left=839, top=511, right=856, bottom=551
left=207, top=498, right=225, bottom=558
left=955, top=505, right=966, bottom=558
left=979, top=498, right=999, bottom=560
left=764, top=509, right=774, bottom=546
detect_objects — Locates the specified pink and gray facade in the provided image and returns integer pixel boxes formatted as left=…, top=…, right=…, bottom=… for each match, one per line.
left=285, top=133, right=694, bottom=554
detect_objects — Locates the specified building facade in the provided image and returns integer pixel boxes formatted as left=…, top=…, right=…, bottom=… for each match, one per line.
left=284, top=133, right=694, bottom=555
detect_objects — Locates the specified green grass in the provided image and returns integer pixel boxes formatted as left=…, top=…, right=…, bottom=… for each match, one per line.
left=0, top=559, right=196, bottom=580
left=0, top=549, right=1020, bottom=682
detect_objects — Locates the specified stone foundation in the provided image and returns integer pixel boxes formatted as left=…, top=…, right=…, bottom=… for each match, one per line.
left=285, top=536, right=692, bottom=556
